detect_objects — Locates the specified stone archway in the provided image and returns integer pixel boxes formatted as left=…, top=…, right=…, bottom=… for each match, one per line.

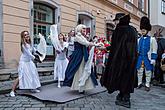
left=77, top=11, right=96, bottom=39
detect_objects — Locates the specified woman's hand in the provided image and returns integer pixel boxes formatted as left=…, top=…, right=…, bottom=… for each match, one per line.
left=89, top=42, right=95, bottom=46
left=56, top=50, right=61, bottom=54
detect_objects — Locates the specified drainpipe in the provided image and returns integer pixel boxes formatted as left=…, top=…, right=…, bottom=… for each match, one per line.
left=148, top=0, right=150, bottom=18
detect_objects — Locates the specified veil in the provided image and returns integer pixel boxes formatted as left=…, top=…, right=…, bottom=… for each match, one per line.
left=36, top=33, right=47, bottom=62
left=49, top=24, right=62, bottom=51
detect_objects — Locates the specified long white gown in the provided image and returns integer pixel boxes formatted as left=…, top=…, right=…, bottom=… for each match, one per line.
left=18, top=43, right=41, bottom=89
left=54, top=42, right=69, bottom=81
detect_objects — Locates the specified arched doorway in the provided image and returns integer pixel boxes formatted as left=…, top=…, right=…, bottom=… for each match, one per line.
left=32, top=1, right=60, bottom=61
left=106, top=23, right=115, bottom=41
left=77, top=12, right=95, bottom=39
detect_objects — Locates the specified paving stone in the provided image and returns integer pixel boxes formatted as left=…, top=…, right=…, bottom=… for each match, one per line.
left=25, top=108, right=40, bottom=110
left=41, top=107, right=51, bottom=110
left=64, top=108, right=80, bottom=110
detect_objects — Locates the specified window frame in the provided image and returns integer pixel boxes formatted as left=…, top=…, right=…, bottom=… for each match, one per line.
left=162, top=0, right=165, bottom=14
left=33, top=3, right=55, bottom=57
left=128, top=0, right=133, bottom=4
left=138, top=0, right=145, bottom=11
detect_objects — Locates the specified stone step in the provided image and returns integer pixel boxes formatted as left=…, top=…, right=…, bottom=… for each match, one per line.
left=0, top=75, right=56, bottom=94
left=0, top=67, right=54, bottom=81
left=36, top=61, right=54, bottom=68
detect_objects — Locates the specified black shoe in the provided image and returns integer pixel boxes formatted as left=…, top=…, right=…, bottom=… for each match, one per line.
left=145, top=86, right=150, bottom=92
left=116, top=93, right=123, bottom=101
left=79, top=91, right=85, bottom=94
left=137, top=84, right=143, bottom=89
left=115, top=100, right=131, bottom=108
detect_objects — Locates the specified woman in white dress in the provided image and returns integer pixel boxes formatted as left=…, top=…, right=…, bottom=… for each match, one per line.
left=54, top=33, right=69, bottom=88
left=10, top=31, right=42, bottom=97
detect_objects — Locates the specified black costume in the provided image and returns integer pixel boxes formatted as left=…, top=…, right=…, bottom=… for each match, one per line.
left=100, top=14, right=138, bottom=108
left=154, top=38, right=165, bottom=83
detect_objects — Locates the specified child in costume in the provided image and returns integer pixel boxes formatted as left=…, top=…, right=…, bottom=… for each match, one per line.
left=136, top=16, right=158, bottom=91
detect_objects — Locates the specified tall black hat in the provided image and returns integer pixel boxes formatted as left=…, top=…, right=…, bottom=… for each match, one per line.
left=140, top=16, right=152, bottom=31
left=113, top=13, right=125, bottom=21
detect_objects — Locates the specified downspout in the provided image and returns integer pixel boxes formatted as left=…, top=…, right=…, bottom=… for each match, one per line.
left=148, top=0, right=150, bottom=18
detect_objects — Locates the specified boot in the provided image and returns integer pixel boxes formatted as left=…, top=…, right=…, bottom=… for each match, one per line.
left=137, top=68, right=144, bottom=88
left=115, top=94, right=131, bottom=108
left=57, top=81, right=61, bottom=88
left=145, top=70, right=151, bottom=91
left=116, top=93, right=123, bottom=101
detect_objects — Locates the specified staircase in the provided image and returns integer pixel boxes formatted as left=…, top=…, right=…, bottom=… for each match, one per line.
left=36, top=61, right=54, bottom=68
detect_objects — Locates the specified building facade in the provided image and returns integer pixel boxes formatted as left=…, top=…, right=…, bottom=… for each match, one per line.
left=150, top=0, right=165, bottom=37
left=0, top=0, right=148, bottom=68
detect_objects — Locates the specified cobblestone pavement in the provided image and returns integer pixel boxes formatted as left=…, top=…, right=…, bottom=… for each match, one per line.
left=0, top=86, right=165, bottom=110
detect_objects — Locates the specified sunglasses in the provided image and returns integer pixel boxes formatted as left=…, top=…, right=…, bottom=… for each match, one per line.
left=24, top=33, right=29, bottom=36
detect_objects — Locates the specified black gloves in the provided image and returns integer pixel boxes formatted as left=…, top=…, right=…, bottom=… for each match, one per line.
left=34, top=55, right=42, bottom=63
left=36, top=51, right=43, bottom=57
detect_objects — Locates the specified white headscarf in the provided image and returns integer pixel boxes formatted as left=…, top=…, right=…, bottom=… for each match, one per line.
left=49, top=24, right=62, bottom=51
left=75, top=24, right=86, bottom=34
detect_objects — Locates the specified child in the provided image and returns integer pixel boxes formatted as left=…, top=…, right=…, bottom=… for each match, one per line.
left=10, top=31, right=42, bottom=97
left=136, top=16, right=158, bottom=91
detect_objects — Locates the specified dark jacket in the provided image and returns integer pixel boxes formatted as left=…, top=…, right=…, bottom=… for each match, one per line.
left=100, top=15, right=138, bottom=94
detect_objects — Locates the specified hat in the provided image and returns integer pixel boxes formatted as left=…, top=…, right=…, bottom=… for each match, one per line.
left=113, top=13, right=125, bottom=21
left=140, top=16, right=152, bottom=31
left=118, top=14, right=131, bottom=26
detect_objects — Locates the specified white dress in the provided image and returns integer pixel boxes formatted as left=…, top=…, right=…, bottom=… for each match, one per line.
left=54, top=42, right=69, bottom=81
left=18, top=44, right=41, bottom=89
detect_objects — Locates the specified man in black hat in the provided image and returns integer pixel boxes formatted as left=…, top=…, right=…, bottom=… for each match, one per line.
left=113, top=13, right=125, bottom=26
left=100, top=14, right=138, bottom=108
left=136, top=16, right=158, bottom=91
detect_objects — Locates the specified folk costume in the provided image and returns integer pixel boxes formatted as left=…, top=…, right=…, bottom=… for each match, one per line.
left=136, top=16, right=158, bottom=91
left=100, top=14, right=138, bottom=108
left=63, top=24, right=98, bottom=93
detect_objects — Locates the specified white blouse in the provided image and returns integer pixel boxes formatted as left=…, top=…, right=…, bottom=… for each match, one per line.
left=20, top=43, right=35, bottom=62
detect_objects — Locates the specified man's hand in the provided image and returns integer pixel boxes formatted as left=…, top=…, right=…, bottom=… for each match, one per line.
left=151, top=60, right=156, bottom=66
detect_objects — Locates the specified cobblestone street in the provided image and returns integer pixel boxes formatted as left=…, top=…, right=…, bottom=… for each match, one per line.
left=0, top=85, right=165, bottom=110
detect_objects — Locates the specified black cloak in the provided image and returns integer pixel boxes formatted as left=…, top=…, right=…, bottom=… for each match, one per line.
left=100, top=15, right=138, bottom=94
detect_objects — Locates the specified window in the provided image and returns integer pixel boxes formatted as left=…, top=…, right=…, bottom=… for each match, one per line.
left=106, top=23, right=114, bottom=41
left=78, top=13, right=95, bottom=39
left=162, top=0, right=165, bottom=14
left=33, top=3, right=55, bottom=56
left=138, top=0, right=144, bottom=11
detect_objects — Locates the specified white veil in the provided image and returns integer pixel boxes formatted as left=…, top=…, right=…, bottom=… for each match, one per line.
left=36, top=33, right=47, bottom=62
left=49, top=24, right=62, bottom=51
